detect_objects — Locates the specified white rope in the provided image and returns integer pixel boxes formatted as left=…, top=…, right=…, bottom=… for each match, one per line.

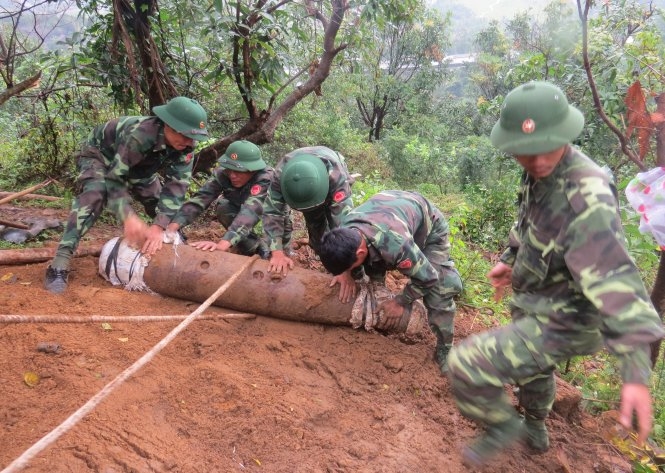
left=1, top=255, right=258, bottom=473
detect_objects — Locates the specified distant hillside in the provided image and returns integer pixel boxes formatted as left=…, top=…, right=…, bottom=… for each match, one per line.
left=434, top=0, right=569, bottom=21
left=0, top=1, right=81, bottom=50
left=432, top=0, right=665, bottom=22
left=433, top=0, right=665, bottom=53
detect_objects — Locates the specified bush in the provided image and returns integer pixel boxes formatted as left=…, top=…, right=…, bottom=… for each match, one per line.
left=452, top=182, right=518, bottom=252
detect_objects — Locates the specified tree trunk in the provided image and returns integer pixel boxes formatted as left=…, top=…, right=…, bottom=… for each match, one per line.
left=111, top=0, right=176, bottom=112
left=649, top=95, right=665, bottom=365
left=649, top=241, right=665, bottom=367
left=133, top=0, right=177, bottom=108
left=193, top=0, right=349, bottom=173
left=0, top=244, right=103, bottom=265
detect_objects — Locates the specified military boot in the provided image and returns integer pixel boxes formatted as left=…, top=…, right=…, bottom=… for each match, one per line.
left=44, top=265, right=70, bottom=294
left=462, top=416, right=525, bottom=468
left=433, top=339, right=450, bottom=374
left=429, top=314, right=454, bottom=374
left=524, top=417, right=549, bottom=453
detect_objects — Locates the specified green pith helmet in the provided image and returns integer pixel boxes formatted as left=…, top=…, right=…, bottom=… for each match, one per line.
left=153, top=96, right=209, bottom=141
left=218, top=140, right=266, bottom=172
left=490, top=81, right=584, bottom=155
left=281, top=154, right=329, bottom=210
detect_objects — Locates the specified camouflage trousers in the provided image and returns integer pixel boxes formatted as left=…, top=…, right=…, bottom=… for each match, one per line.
left=367, top=225, right=463, bottom=349
left=420, top=229, right=462, bottom=350
left=447, top=314, right=561, bottom=428
left=216, top=199, right=293, bottom=255
left=52, top=152, right=161, bottom=269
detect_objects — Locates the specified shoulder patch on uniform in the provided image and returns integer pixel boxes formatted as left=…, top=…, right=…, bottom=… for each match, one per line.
left=397, top=259, right=412, bottom=270
left=250, top=184, right=262, bottom=196
left=333, top=190, right=346, bottom=202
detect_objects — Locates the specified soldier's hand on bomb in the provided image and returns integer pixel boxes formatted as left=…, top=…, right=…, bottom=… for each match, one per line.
left=330, top=270, right=357, bottom=303
left=142, top=224, right=165, bottom=255
left=123, top=214, right=149, bottom=251
left=190, top=240, right=231, bottom=252
left=376, top=297, right=407, bottom=331
left=269, top=250, right=295, bottom=276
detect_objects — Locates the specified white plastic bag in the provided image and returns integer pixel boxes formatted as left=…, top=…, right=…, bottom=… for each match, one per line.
left=625, top=167, right=665, bottom=249
left=98, top=237, right=151, bottom=291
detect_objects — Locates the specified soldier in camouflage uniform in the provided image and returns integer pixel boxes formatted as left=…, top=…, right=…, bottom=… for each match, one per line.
left=263, top=146, right=354, bottom=292
left=447, top=81, right=665, bottom=467
left=167, top=140, right=291, bottom=258
left=318, top=190, right=463, bottom=372
left=44, top=96, right=209, bottom=294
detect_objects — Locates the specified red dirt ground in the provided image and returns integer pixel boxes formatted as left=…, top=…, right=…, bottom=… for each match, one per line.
left=0, top=202, right=636, bottom=472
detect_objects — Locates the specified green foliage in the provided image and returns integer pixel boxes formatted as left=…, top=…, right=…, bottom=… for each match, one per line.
left=0, top=89, right=112, bottom=190
left=469, top=21, right=515, bottom=100
left=651, top=358, right=665, bottom=447
left=351, top=171, right=395, bottom=205
left=267, top=88, right=392, bottom=183
left=382, top=129, right=454, bottom=192
left=447, top=211, right=511, bottom=322
left=558, top=352, right=621, bottom=415
left=621, top=206, right=661, bottom=287
left=558, top=352, right=665, bottom=457
left=453, top=181, right=518, bottom=252
left=349, top=2, right=452, bottom=141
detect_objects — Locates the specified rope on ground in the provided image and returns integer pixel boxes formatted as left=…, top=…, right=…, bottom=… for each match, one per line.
left=0, top=255, right=259, bottom=473
left=0, top=313, right=256, bottom=323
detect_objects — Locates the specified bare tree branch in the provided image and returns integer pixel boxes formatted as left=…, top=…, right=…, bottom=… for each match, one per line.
left=577, top=0, right=644, bottom=170
left=0, top=69, right=39, bottom=106
left=577, top=0, right=664, bottom=365
left=195, top=0, right=350, bottom=170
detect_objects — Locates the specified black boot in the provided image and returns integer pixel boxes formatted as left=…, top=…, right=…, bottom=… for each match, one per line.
left=430, top=324, right=453, bottom=375
left=429, top=313, right=455, bottom=374
left=523, top=414, right=549, bottom=452
left=462, top=416, right=525, bottom=467
left=44, top=265, right=69, bottom=294
left=433, top=338, right=451, bottom=374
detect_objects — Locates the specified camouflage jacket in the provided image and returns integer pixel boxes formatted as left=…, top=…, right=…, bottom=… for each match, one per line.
left=87, top=116, right=194, bottom=228
left=342, top=190, right=450, bottom=304
left=171, top=167, right=275, bottom=246
left=263, top=146, right=353, bottom=250
left=499, top=146, right=664, bottom=385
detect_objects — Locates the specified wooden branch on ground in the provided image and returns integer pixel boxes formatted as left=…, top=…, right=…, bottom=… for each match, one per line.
left=0, top=179, right=53, bottom=206
left=0, top=191, right=61, bottom=202
left=0, top=218, right=29, bottom=229
left=0, top=243, right=104, bottom=265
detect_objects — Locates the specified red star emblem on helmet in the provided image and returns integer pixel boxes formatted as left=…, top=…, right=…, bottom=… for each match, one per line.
left=333, top=191, right=346, bottom=202
left=397, top=259, right=413, bottom=269
left=522, top=118, right=536, bottom=134
left=250, top=184, right=262, bottom=196
left=231, top=153, right=238, bottom=160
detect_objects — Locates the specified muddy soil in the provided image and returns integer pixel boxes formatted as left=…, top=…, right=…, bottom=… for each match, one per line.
left=0, top=202, right=634, bottom=473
